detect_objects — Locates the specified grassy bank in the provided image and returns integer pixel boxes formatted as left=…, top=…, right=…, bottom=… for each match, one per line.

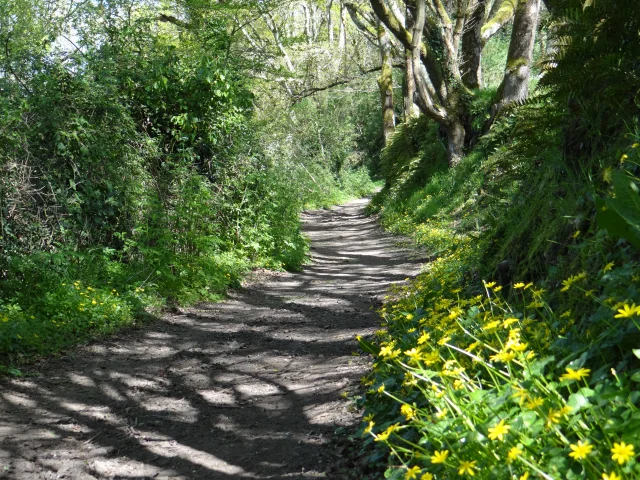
left=354, top=98, right=640, bottom=479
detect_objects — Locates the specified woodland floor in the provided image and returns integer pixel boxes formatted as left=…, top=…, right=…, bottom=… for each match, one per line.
left=0, top=198, right=424, bottom=480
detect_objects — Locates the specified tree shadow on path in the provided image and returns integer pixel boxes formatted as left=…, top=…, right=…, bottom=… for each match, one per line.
left=0, top=198, right=424, bottom=480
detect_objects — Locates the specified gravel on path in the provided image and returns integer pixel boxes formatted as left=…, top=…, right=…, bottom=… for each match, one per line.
left=0, top=198, right=423, bottom=480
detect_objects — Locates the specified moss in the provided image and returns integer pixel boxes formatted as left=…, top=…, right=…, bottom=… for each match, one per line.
left=481, top=0, right=517, bottom=40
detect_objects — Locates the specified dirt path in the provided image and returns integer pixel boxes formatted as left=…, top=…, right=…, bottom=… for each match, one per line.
left=0, top=198, right=423, bottom=480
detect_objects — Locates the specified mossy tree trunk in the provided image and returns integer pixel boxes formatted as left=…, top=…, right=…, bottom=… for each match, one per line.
left=495, top=0, right=541, bottom=108
left=377, top=21, right=396, bottom=145
left=404, top=3, right=419, bottom=120
left=461, top=0, right=486, bottom=89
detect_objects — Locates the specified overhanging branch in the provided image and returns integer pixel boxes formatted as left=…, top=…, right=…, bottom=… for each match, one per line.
left=291, top=63, right=404, bottom=102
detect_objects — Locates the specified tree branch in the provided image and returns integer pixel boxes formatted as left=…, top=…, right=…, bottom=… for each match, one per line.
left=481, top=0, right=516, bottom=42
left=370, top=0, right=446, bottom=95
left=156, top=13, right=191, bottom=29
left=292, top=63, right=404, bottom=101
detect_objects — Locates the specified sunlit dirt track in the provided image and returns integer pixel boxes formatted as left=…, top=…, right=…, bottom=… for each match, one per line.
left=0, top=198, right=423, bottom=480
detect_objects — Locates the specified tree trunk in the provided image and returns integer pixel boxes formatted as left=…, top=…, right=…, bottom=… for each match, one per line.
left=461, top=0, right=486, bottom=89
left=446, top=119, right=465, bottom=167
left=404, top=4, right=419, bottom=120
left=404, top=50, right=420, bottom=120
left=377, top=22, right=396, bottom=144
left=339, top=1, right=347, bottom=50
left=327, top=0, right=334, bottom=43
left=495, top=0, right=541, bottom=107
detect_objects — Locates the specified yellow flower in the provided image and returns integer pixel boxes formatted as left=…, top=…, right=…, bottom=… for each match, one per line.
left=438, top=336, right=452, bottom=345
left=560, top=367, right=591, bottom=382
left=514, top=282, right=526, bottom=289
left=436, top=408, right=448, bottom=419
left=546, top=409, right=562, bottom=426
left=602, top=472, right=621, bottom=480
left=483, top=320, right=501, bottom=331
left=405, top=466, right=421, bottom=480
left=418, top=332, right=430, bottom=344
left=401, top=404, right=415, bottom=420
left=509, top=341, right=528, bottom=352
left=525, top=397, right=544, bottom=409
left=405, top=348, right=421, bottom=359
left=377, top=385, right=385, bottom=393
left=508, top=446, right=523, bottom=462
left=559, top=406, right=572, bottom=416
left=611, top=442, right=635, bottom=464
left=569, top=440, right=594, bottom=460
left=431, top=450, right=449, bottom=464
left=502, top=317, right=519, bottom=328
left=484, top=281, right=497, bottom=288
left=466, top=341, right=480, bottom=352
left=490, top=351, right=516, bottom=363
left=375, top=424, right=397, bottom=442
left=364, top=421, right=374, bottom=434
left=603, top=262, right=615, bottom=273
left=364, top=413, right=374, bottom=422
left=380, top=345, right=401, bottom=359
left=520, top=473, right=530, bottom=480
left=488, top=419, right=511, bottom=441
left=457, top=460, right=477, bottom=476
left=614, top=304, right=639, bottom=318
left=423, top=351, right=440, bottom=365
left=420, top=473, right=434, bottom=480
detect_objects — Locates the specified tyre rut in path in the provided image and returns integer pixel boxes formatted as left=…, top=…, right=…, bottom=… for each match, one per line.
left=0, top=198, right=424, bottom=480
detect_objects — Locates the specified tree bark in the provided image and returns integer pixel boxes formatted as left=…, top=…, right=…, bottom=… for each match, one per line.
left=446, top=119, right=465, bottom=167
left=377, top=21, right=396, bottom=144
left=481, top=0, right=516, bottom=42
left=327, top=0, right=335, bottom=43
left=339, top=1, right=348, bottom=50
left=495, top=0, right=541, bottom=108
left=404, top=3, right=419, bottom=119
left=460, top=0, right=486, bottom=89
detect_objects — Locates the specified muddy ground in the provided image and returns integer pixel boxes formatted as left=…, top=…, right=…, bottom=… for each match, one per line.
left=0, top=198, right=423, bottom=479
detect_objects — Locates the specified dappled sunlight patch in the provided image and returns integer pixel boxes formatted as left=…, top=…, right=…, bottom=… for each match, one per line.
left=139, top=432, right=249, bottom=476
left=198, top=389, right=239, bottom=407
left=136, top=396, right=198, bottom=420
left=67, top=373, right=97, bottom=388
left=2, top=392, right=37, bottom=408
left=110, top=372, right=171, bottom=391
left=303, top=401, right=354, bottom=426
left=59, top=402, right=114, bottom=421
left=99, top=384, right=127, bottom=402
left=90, top=457, right=179, bottom=479
left=236, top=382, right=282, bottom=397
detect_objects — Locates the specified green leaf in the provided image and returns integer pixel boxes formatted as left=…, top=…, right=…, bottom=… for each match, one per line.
left=596, top=196, right=640, bottom=248
left=525, top=355, right=555, bottom=378
left=358, top=337, right=380, bottom=355
left=567, top=390, right=592, bottom=412
left=611, top=171, right=640, bottom=226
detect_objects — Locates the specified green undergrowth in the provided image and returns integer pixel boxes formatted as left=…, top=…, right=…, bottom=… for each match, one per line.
left=0, top=168, right=376, bottom=375
left=357, top=93, right=640, bottom=478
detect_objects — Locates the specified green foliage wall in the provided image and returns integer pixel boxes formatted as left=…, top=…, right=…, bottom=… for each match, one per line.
left=0, top=1, right=377, bottom=371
